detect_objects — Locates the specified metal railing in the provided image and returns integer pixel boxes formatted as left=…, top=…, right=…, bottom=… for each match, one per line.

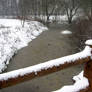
left=0, top=40, right=92, bottom=92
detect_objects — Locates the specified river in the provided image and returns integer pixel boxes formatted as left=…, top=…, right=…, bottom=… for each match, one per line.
left=1, top=23, right=84, bottom=92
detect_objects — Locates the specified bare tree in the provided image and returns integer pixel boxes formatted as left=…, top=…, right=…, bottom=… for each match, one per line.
left=42, top=0, right=58, bottom=23
left=18, top=0, right=32, bottom=27
left=62, top=0, right=80, bottom=24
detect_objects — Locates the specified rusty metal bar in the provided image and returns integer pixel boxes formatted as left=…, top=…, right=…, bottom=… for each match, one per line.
left=0, top=56, right=90, bottom=89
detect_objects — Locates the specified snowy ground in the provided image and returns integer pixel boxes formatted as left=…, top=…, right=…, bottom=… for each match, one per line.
left=0, top=19, right=47, bottom=72
left=53, top=71, right=89, bottom=92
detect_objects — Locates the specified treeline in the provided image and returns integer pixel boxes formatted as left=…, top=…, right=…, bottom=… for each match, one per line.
left=0, top=0, right=92, bottom=24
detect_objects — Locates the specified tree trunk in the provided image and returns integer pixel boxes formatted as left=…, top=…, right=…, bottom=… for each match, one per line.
left=68, top=17, right=72, bottom=24
left=47, top=16, right=50, bottom=22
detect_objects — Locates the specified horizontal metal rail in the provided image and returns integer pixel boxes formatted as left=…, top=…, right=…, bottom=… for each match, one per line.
left=0, top=56, right=90, bottom=89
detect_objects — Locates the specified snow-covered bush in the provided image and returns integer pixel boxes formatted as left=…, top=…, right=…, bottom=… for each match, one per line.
left=0, top=19, right=47, bottom=72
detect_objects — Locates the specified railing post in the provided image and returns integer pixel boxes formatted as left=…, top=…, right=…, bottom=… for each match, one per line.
left=84, top=40, right=92, bottom=91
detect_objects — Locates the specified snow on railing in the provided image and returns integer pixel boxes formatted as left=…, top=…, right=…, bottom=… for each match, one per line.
left=0, top=40, right=92, bottom=92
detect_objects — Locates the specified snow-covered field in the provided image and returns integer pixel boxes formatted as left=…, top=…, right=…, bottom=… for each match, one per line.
left=0, top=19, right=47, bottom=72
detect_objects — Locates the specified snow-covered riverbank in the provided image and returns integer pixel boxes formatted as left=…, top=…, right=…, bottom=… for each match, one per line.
left=0, top=19, right=47, bottom=72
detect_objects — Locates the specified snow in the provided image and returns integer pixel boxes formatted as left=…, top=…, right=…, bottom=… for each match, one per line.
left=85, top=39, right=92, bottom=46
left=61, top=30, right=72, bottom=35
left=49, top=15, right=68, bottom=22
left=37, top=15, right=78, bottom=24
left=39, top=15, right=68, bottom=23
left=53, top=71, right=89, bottom=92
left=0, top=19, right=47, bottom=72
left=0, top=45, right=91, bottom=82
